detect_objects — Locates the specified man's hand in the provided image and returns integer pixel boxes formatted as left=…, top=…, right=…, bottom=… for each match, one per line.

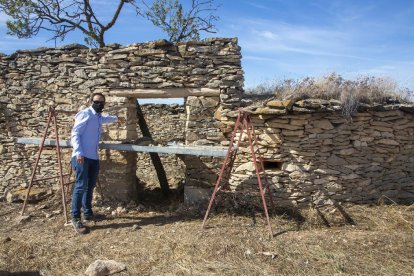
left=76, top=155, right=84, bottom=165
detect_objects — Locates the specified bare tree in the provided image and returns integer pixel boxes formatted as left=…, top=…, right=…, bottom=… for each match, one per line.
left=0, top=0, right=219, bottom=47
left=0, top=0, right=142, bottom=47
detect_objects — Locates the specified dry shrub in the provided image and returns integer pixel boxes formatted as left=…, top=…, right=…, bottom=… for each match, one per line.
left=245, top=73, right=413, bottom=112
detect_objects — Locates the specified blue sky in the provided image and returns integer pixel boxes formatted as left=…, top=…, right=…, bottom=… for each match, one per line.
left=0, top=0, right=413, bottom=93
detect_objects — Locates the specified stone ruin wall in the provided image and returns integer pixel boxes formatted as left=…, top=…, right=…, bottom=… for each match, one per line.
left=106, top=98, right=414, bottom=208
left=1, top=37, right=414, bottom=207
left=0, top=38, right=242, bottom=201
left=215, top=99, right=414, bottom=207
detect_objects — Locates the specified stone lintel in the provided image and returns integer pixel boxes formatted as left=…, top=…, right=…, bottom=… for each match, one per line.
left=110, top=87, right=220, bottom=98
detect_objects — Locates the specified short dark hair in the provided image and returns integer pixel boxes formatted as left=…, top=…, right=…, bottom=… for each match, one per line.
left=90, top=92, right=106, bottom=102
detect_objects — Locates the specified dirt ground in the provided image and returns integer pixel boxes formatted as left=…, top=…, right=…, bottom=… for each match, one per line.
left=0, top=194, right=413, bottom=276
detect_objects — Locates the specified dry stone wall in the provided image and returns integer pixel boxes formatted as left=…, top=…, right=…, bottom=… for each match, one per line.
left=216, top=99, right=414, bottom=207
left=0, top=38, right=243, bottom=202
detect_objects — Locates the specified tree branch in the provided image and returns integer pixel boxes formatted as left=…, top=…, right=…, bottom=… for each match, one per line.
left=103, top=0, right=125, bottom=31
left=0, top=0, right=219, bottom=46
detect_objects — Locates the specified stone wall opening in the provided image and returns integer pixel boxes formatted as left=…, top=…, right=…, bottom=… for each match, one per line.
left=133, top=94, right=222, bottom=202
left=263, top=160, right=283, bottom=171
left=135, top=102, right=187, bottom=195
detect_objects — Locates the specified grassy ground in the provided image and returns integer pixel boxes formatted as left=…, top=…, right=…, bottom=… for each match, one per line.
left=0, top=196, right=413, bottom=276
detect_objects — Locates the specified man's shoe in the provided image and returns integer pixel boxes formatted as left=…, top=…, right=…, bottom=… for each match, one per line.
left=72, top=219, right=89, bottom=234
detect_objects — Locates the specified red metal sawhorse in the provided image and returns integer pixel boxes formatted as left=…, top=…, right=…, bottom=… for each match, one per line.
left=21, top=107, right=70, bottom=223
left=20, top=107, right=105, bottom=224
left=202, top=109, right=275, bottom=236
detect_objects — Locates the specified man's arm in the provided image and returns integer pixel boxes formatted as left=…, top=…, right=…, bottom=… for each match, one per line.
left=101, top=115, right=118, bottom=124
left=71, top=112, right=89, bottom=163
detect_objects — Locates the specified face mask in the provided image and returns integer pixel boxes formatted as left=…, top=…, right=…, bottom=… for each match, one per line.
left=92, top=102, right=104, bottom=113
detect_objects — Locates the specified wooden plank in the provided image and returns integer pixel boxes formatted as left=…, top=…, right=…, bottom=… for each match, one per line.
left=109, top=87, right=220, bottom=98
left=16, top=137, right=231, bottom=157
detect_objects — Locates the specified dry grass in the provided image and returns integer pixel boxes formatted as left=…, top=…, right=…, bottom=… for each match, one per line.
left=245, top=73, right=413, bottom=111
left=0, top=198, right=413, bottom=276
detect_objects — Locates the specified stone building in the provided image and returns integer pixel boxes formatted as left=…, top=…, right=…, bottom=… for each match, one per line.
left=1, top=38, right=413, bottom=207
left=0, top=38, right=242, bottom=203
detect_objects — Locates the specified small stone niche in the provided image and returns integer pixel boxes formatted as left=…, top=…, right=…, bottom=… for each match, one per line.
left=263, top=160, right=283, bottom=171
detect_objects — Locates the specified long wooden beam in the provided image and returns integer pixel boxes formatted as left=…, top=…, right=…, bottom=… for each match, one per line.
left=16, top=137, right=231, bottom=157
left=109, top=87, right=220, bottom=98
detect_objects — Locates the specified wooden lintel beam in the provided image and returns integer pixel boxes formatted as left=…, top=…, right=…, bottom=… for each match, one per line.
left=109, top=87, right=220, bottom=98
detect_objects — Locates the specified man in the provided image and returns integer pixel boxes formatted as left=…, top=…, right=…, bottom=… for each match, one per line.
left=70, top=92, right=121, bottom=234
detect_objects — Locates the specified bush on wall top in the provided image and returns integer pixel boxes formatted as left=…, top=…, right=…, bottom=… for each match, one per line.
left=245, top=73, right=413, bottom=104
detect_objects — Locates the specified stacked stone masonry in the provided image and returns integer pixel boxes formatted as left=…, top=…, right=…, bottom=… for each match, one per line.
left=0, top=38, right=243, bottom=202
left=217, top=99, right=414, bottom=207
left=1, top=37, right=413, bottom=207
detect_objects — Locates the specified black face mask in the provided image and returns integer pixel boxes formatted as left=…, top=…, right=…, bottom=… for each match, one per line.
left=92, top=102, right=105, bottom=113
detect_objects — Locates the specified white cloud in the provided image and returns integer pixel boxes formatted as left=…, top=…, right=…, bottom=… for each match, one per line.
left=243, top=1, right=273, bottom=11
left=256, top=30, right=279, bottom=40
left=311, top=1, right=376, bottom=23
left=243, top=55, right=278, bottom=62
left=237, top=19, right=369, bottom=61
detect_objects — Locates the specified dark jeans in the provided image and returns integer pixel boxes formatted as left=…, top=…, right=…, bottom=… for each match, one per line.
left=71, top=156, right=99, bottom=220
